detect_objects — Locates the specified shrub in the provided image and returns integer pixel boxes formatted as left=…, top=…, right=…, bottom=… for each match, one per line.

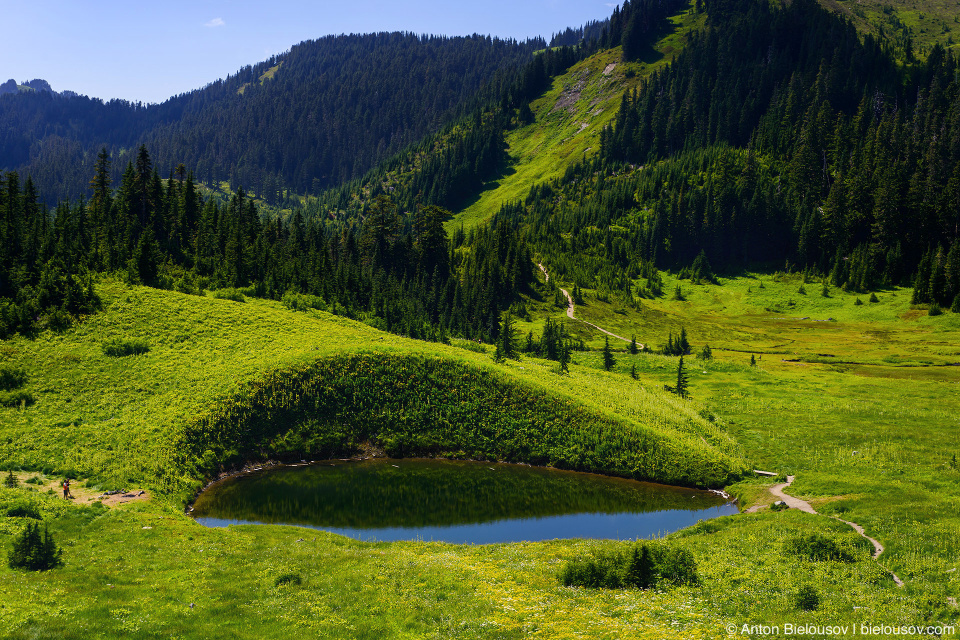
left=558, top=543, right=699, bottom=590
left=102, top=338, right=150, bottom=357
left=6, top=502, right=41, bottom=519
left=869, top=292, right=880, bottom=303
left=0, top=364, right=27, bottom=391
left=0, top=390, right=34, bottom=408
left=8, top=522, right=62, bottom=571
left=854, top=297, right=863, bottom=306
left=952, top=294, right=960, bottom=313
left=929, top=302, right=943, bottom=316
left=213, top=288, right=245, bottom=303
left=785, top=533, right=858, bottom=562
left=794, top=584, right=820, bottom=611
left=558, top=551, right=625, bottom=589
left=174, top=272, right=203, bottom=296
left=274, top=572, right=302, bottom=587
left=797, top=285, right=806, bottom=295
left=281, top=292, right=326, bottom=313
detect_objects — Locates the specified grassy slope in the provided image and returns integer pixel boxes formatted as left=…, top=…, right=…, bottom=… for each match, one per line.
left=449, top=6, right=705, bottom=234
left=525, top=266, right=960, bottom=626
left=822, top=0, right=960, bottom=53
left=1, top=275, right=958, bottom=638
left=0, top=280, right=740, bottom=495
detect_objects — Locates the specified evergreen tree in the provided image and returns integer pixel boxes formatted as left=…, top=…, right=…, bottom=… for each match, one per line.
left=558, top=340, right=570, bottom=373
left=629, top=335, right=638, bottom=354
left=8, top=522, right=62, bottom=571
left=625, top=543, right=655, bottom=589
left=498, top=311, right=518, bottom=360
left=602, top=336, right=616, bottom=371
left=674, top=355, right=689, bottom=398
left=678, top=327, right=690, bottom=354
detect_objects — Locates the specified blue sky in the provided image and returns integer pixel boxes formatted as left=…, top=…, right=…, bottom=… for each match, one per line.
left=4, top=0, right=615, bottom=104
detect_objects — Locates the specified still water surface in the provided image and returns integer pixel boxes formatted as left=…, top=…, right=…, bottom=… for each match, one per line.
left=192, top=459, right=737, bottom=543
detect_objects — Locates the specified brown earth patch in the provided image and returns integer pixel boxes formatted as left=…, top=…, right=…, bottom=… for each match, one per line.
left=7, top=472, right=150, bottom=508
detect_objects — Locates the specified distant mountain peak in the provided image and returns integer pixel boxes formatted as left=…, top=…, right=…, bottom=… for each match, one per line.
left=0, top=78, right=56, bottom=95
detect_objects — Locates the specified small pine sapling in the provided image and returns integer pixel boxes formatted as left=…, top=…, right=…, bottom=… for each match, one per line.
left=602, top=336, right=616, bottom=372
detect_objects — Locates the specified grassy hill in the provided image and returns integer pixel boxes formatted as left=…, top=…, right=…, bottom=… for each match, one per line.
left=0, top=280, right=744, bottom=499
left=2, top=275, right=958, bottom=637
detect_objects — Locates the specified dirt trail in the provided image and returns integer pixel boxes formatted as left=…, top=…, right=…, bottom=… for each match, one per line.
left=8, top=472, right=150, bottom=508
left=537, top=263, right=636, bottom=346
left=748, top=475, right=904, bottom=587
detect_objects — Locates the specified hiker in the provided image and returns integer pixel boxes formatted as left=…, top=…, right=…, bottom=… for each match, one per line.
left=62, top=479, right=72, bottom=499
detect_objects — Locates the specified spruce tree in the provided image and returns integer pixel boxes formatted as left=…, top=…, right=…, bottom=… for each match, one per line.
left=493, top=340, right=505, bottom=364
left=8, top=522, right=62, bottom=571
left=629, top=335, right=638, bottom=354
left=674, top=356, right=689, bottom=399
left=498, top=311, right=518, bottom=360
left=602, top=336, right=616, bottom=371
left=679, top=327, right=690, bottom=354
left=558, top=341, right=570, bottom=374
left=625, top=543, right=655, bottom=589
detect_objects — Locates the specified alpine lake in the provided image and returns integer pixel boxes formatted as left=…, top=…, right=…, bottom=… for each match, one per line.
left=191, top=459, right=737, bottom=543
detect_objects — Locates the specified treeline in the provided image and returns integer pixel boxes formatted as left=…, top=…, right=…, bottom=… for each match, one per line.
left=506, top=0, right=959, bottom=307
left=308, top=0, right=687, bottom=229
left=0, top=33, right=542, bottom=203
left=0, top=146, right=536, bottom=342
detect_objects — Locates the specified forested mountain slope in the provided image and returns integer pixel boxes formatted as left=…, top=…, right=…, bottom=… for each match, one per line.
left=0, top=33, right=542, bottom=203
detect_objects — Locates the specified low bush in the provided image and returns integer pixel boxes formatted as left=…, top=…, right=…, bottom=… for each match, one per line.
left=8, top=521, right=62, bottom=571
left=213, top=289, right=246, bottom=303
left=558, top=542, right=699, bottom=589
left=274, top=572, right=302, bottom=587
left=102, top=338, right=150, bottom=357
left=785, top=533, right=861, bottom=562
left=0, top=364, right=27, bottom=391
left=6, top=502, right=41, bottom=519
left=794, top=584, right=820, bottom=611
left=0, top=390, right=34, bottom=408
left=281, top=292, right=326, bottom=313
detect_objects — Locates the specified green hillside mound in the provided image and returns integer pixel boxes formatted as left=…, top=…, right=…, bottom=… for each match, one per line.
left=0, top=281, right=745, bottom=502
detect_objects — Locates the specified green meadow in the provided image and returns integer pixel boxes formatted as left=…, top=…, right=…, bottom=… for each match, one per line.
left=1, top=271, right=958, bottom=638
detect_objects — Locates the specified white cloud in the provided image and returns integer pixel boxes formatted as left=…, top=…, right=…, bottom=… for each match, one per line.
left=204, top=17, right=225, bottom=28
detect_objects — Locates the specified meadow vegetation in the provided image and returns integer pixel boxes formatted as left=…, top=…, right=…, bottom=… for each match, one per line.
left=0, top=270, right=957, bottom=638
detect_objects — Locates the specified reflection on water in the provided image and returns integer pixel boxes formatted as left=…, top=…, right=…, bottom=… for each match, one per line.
left=192, top=459, right=737, bottom=543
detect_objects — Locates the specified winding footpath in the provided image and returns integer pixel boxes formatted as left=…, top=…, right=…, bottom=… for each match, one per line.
left=537, top=262, right=910, bottom=591
left=537, top=263, right=637, bottom=346
left=748, top=475, right=905, bottom=588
